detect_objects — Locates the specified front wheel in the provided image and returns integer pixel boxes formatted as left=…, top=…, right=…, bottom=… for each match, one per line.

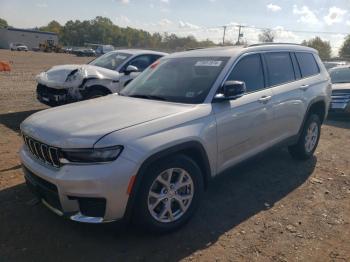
left=133, top=155, right=204, bottom=233
left=289, top=114, right=321, bottom=160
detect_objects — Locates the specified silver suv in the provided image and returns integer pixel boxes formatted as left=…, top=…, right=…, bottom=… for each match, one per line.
left=20, top=44, right=331, bottom=232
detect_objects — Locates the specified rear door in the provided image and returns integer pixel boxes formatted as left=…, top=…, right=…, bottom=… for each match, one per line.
left=213, top=53, right=275, bottom=172
left=263, top=52, right=304, bottom=141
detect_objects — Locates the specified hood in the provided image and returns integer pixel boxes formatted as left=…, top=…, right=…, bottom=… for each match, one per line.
left=36, top=64, right=120, bottom=88
left=332, top=83, right=350, bottom=91
left=21, top=95, right=195, bottom=148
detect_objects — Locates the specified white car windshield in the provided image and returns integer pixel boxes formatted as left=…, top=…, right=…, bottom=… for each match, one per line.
left=120, top=56, right=229, bottom=104
left=89, top=52, right=131, bottom=70
left=330, top=67, right=350, bottom=83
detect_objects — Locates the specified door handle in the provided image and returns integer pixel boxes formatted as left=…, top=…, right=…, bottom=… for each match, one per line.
left=258, top=96, right=272, bottom=104
left=300, top=84, right=310, bottom=91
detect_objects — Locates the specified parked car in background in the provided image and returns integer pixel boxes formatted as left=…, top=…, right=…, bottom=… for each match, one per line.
left=95, top=45, right=115, bottom=56
left=62, top=47, right=73, bottom=53
left=22, top=44, right=331, bottom=232
left=329, top=66, right=350, bottom=115
left=323, top=61, right=348, bottom=71
left=36, top=49, right=167, bottom=106
left=75, top=48, right=96, bottom=57
left=10, top=43, right=28, bottom=51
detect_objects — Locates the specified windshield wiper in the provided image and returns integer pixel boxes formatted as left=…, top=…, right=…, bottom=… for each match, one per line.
left=128, top=94, right=168, bottom=101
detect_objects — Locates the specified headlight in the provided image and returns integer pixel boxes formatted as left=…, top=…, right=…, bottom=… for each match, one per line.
left=65, top=69, right=82, bottom=82
left=60, top=146, right=123, bottom=164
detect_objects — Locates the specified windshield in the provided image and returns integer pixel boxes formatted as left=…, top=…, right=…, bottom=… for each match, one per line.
left=330, top=67, right=350, bottom=83
left=89, top=52, right=131, bottom=70
left=120, top=56, right=229, bottom=104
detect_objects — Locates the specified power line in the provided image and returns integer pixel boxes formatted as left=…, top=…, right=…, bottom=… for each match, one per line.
left=163, top=23, right=349, bottom=37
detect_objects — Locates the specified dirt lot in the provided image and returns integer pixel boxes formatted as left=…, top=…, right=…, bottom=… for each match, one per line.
left=0, top=49, right=349, bottom=262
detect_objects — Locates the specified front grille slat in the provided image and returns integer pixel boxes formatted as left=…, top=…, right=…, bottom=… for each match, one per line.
left=22, top=135, right=61, bottom=168
left=49, top=147, right=60, bottom=167
left=331, top=90, right=350, bottom=106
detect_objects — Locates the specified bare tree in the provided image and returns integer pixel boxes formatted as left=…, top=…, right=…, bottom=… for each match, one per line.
left=258, top=29, right=275, bottom=43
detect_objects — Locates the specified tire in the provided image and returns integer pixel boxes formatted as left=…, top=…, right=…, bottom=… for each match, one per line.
left=133, top=154, right=204, bottom=233
left=85, top=89, right=109, bottom=100
left=288, top=114, right=321, bottom=160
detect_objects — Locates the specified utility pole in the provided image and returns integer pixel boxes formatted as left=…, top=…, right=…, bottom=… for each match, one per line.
left=222, top=26, right=227, bottom=46
left=236, top=25, right=243, bottom=45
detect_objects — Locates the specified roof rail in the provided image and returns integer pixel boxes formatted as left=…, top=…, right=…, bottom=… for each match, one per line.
left=248, top=43, right=303, bottom=48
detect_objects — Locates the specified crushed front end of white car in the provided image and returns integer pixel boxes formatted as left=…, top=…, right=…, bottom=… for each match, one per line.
left=36, top=64, right=122, bottom=106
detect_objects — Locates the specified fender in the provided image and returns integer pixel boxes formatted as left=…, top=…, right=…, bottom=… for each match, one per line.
left=297, top=97, right=327, bottom=140
left=123, top=141, right=211, bottom=221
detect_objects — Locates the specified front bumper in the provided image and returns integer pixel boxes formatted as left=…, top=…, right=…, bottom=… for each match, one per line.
left=36, top=84, right=73, bottom=106
left=20, top=146, right=138, bottom=223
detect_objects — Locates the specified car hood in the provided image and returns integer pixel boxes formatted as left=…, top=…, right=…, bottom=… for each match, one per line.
left=21, top=95, right=195, bottom=148
left=332, top=83, right=350, bottom=91
left=36, top=64, right=120, bottom=88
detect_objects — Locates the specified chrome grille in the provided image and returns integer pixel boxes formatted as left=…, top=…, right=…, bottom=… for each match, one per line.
left=22, top=134, right=61, bottom=168
left=331, top=90, right=350, bottom=104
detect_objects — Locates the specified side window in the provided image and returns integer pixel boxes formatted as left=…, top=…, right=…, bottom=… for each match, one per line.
left=228, top=54, right=265, bottom=92
left=295, top=52, right=320, bottom=78
left=128, top=55, right=153, bottom=71
left=265, top=52, right=295, bottom=86
left=150, top=55, right=162, bottom=64
left=291, top=53, right=302, bottom=80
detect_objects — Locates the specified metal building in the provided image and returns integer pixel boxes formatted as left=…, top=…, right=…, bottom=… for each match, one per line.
left=0, top=27, right=58, bottom=50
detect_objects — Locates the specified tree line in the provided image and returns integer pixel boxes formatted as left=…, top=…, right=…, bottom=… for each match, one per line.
left=2, top=16, right=350, bottom=58
left=38, top=17, right=215, bottom=51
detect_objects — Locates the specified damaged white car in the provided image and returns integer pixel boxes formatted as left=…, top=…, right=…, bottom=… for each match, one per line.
left=36, top=49, right=167, bottom=106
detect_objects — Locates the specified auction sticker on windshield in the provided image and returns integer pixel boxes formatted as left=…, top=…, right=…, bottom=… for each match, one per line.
left=195, top=60, right=223, bottom=67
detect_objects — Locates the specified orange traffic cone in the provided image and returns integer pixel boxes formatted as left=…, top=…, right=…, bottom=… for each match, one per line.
left=0, top=61, right=11, bottom=72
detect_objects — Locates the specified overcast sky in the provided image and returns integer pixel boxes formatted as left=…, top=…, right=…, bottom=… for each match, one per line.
left=1, top=0, right=350, bottom=54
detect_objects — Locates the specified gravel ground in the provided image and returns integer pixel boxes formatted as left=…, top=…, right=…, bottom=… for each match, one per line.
left=0, top=50, right=349, bottom=262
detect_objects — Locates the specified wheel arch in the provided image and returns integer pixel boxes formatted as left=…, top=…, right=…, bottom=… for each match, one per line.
left=297, top=98, right=327, bottom=139
left=83, top=84, right=112, bottom=98
left=123, top=141, right=212, bottom=221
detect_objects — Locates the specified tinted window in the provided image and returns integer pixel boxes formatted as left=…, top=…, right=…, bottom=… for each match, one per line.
left=150, top=55, right=163, bottom=64
left=291, top=53, right=301, bottom=80
left=228, top=54, right=265, bottom=92
left=295, top=52, right=319, bottom=78
left=128, top=55, right=153, bottom=71
left=265, top=52, right=295, bottom=86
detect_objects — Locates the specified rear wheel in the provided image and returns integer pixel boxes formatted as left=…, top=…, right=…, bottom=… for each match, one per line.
left=133, top=155, right=204, bottom=233
left=289, top=114, right=321, bottom=160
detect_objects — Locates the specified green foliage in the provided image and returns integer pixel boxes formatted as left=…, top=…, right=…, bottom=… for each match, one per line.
left=339, top=35, right=350, bottom=59
left=0, top=17, right=8, bottom=28
left=40, top=16, right=216, bottom=51
left=302, top=37, right=331, bottom=60
left=39, top=20, right=62, bottom=34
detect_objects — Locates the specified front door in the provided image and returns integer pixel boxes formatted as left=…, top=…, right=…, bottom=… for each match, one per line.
left=213, top=54, right=275, bottom=173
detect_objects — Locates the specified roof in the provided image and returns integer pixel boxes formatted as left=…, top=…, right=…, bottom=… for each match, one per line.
left=3, top=27, right=57, bottom=36
left=167, top=44, right=318, bottom=59
left=113, top=49, right=168, bottom=56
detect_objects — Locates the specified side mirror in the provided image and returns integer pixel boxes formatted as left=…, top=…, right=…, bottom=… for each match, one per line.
left=124, top=65, right=139, bottom=75
left=215, top=81, right=246, bottom=101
